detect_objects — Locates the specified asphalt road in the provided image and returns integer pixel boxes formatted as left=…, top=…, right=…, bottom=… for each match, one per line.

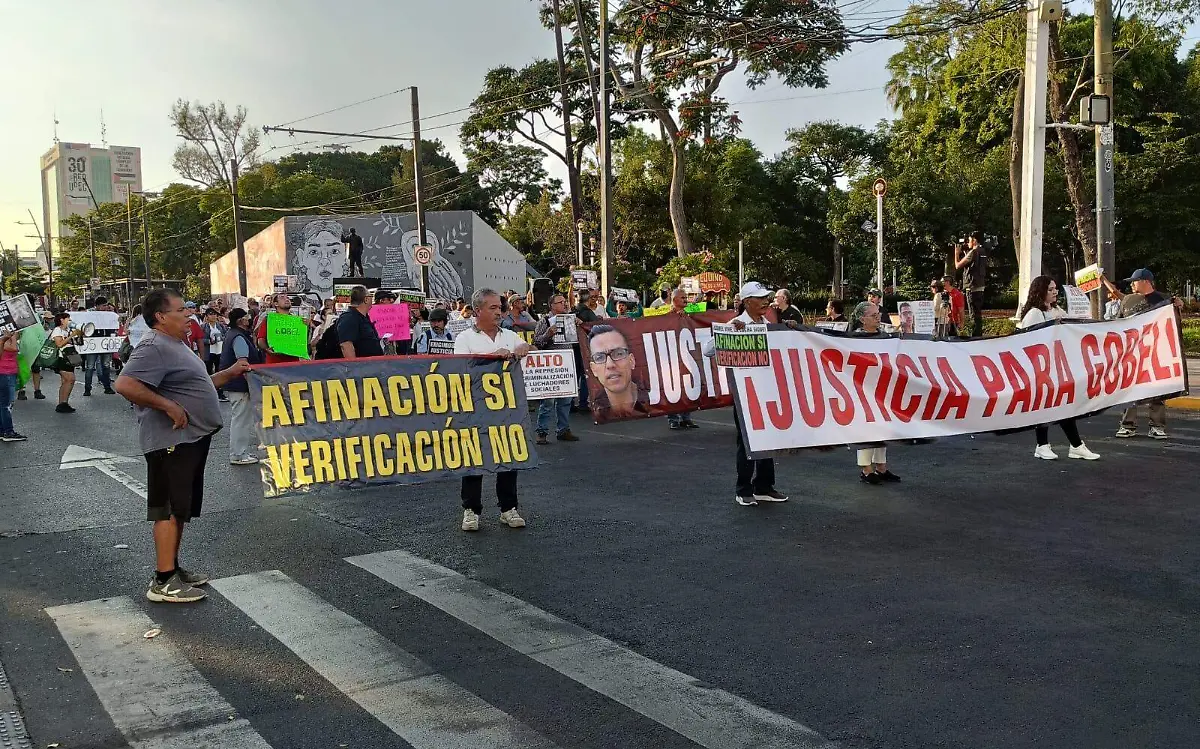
left=2, top=379, right=1199, bottom=749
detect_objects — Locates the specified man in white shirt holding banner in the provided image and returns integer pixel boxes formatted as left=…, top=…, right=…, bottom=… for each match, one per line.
left=453, top=288, right=534, bottom=532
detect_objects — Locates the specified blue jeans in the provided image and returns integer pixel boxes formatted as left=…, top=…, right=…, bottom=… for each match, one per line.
left=668, top=411, right=694, bottom=426
left=537, top=397, right=572, bottom=436
left=83, top=354, right=111, bottom=390
left=0, top=374, right=16, bottom=434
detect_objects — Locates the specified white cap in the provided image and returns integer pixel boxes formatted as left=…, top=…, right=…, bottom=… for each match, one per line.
left=739, top=281, right=772, bottom=299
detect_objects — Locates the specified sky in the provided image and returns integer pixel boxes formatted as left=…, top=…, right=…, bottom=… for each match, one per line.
left=0, top=0, right=968, bottom=261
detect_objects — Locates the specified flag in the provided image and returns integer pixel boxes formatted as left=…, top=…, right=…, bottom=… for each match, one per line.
left=16, top=325, right=47, bottom=390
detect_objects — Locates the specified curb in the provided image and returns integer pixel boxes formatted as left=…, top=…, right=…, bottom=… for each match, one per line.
left=1166, top=396, right=1200, bottom=411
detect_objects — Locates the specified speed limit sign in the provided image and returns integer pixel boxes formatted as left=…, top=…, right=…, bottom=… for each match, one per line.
left=414, top=246, right=433, bottom=266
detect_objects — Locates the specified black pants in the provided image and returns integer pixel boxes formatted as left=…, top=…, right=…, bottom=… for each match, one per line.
left=462, top=472, right=518, bottom=514
left=735, top=413, right=775, bottom=496
left=349, top=248, right=364, bottom=277
left=1036, top=419, right=1081, bottom=447
left=968, top=291, right=985, bottom=338
left=206, top=356, right=224, bottom=398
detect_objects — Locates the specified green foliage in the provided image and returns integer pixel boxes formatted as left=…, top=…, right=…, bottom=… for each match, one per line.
left=654, top=251, right=725, bottom=292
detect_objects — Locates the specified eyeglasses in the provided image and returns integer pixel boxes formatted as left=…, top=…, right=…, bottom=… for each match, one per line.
left=589, top=347, right=631, bottom=364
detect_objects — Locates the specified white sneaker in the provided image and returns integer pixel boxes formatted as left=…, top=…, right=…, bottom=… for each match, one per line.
left=461, top=510, right=480, bottom=532
left=1034, top=445, right=1058, bottom=460
left=1068, top=443, right=1101, bottom=460
left=1115, top=426, right=1137, bottom=438
left=1148, top=426, right=1169, bottom=440
left=229, top=456, right=259, bottom=465
left=499, top=509, right=526, bottom=528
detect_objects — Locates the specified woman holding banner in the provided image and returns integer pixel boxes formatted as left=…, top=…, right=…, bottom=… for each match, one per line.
left=1017, top=276, right=1101, bottom=461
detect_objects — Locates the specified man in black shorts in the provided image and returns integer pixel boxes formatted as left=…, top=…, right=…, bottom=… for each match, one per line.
left=115, top=289, right=250, bottom=603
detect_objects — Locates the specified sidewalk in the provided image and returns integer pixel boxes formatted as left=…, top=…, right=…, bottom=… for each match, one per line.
left=1166, top=358, right=1200, bottom=410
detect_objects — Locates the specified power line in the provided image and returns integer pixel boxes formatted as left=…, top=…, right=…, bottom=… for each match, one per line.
left=276, top=87, right=413, bottom=128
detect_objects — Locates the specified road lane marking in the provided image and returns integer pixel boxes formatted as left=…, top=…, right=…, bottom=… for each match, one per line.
left=211, top=571, right=560, bottom=749
left=45, top=596, right=273, bottom=749
left=348, top=550, right=834, bottom=749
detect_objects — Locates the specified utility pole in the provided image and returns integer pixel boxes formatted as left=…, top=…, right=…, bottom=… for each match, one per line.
left=88, top=217, right=96, bottom=285
left=738, top=239, right=744, bottom=290
left=597, top=0, right=613, bottom=297
left=577, top=221, right=585, bottom=267
left=551, top=0, right=581, bottom=226
left=142, top=205, right=151, bottom=293
left=1018, top=0, right=1057, bottom=305
left=126, top=191, right=135, bottom=304
left=872, top=179, right=887, bottom=291
left=25, top=209, right=50, bottom=305
left=231, top=159, right=247, bottom=297
left=1094, top=0, right=1115, bottom=302
left=411, top=87, right=430, bottom=296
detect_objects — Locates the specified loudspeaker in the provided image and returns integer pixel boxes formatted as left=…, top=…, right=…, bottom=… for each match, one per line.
left=529, top=277, right=554, bottom=316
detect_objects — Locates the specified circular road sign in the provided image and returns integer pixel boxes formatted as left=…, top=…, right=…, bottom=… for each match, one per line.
left=872, top=178, right=888, bottom=197
left=414, top=245, right=433, bottom=266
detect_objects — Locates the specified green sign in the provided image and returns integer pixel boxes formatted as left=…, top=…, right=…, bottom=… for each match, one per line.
left=266, top=312, right=310, bottom=360
left=684, top=302, right=707, bottom=314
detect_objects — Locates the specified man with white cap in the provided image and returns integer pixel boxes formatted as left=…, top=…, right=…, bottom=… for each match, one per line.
left=705, top=281, right=791, bottom=506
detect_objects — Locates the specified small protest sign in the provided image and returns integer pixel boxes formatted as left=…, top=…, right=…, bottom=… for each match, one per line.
left=75, top=336, right=127, bottom=355
left=611, top=287, right=639, bottom=304
left=711, top=322, right=770, bottom=368
left=571, top=270, right=597, bottom=291
left=369, top=303, right=412, bottom=341
left=273, top=275, right=298, bottom=294
left=447, top=318, right=473, bottom=337
left=680, top=276, right=701, bottom=295
left=1063, top=285, right=1092, bottom=319
left=427, top=338, right=456, bottom=355
left=1074, top=264, right=1103, bottom=294
left=897, top=300, right=935, bottom=334
left=521, top=350, right=579, bottom=400
left=553, top=313, right=578, bottom=345
left=266, top=312, right=311, bottom=360
left=815, top=321, right=850, bottom=332
left=642, top=304, right=670, bottom=317
left=392, top=289, right=426, bottom=305
left=684, top=302, right=707, bottom=314
left=0, top=293, right=38, bottom=334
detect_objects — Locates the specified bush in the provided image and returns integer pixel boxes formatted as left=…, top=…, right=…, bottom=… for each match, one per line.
left=983, top=317, right=1017, bottom=337
left=1182, top=319, right=1200, bottom=355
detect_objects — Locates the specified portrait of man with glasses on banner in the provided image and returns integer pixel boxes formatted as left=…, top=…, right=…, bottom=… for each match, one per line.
left=585, top=324, right=651, bottom=420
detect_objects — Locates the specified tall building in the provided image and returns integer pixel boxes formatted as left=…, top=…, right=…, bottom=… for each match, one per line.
left=40, top=142, right=142, bottom=241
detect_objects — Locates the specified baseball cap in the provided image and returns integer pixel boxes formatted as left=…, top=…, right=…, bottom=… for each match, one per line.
left=430, top=308, right=449, bottom=323
left=184, top=301, right=197, bottom=309
left=374, top=289, right=396, bottom=301
left=868, top=289, right=883, bottom=297
left=1124, top=268, right=1154, bottom=283
left=739, top=281, right=772, bottom=299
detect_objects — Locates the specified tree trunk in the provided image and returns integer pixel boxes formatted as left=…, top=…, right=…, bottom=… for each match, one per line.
left=572, top=0, right=604, bottom=147
left=551, top=0, right=582, bottom=227
left=832, top=237, right=843, bottom=299
left=1009, top=70, right=1024, bottom=264
left=668, top=138, right=695, bottom=258
left=1048, top=23, right=1097, bottom=265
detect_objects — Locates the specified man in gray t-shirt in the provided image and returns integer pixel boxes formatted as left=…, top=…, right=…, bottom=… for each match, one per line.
left=115, top=288, right=250, bottom=604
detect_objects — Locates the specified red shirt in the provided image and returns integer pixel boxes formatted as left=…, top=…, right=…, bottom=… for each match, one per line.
left=255, top=317, right=299, bottom=365
left=948, top=288, right=966, bottom=327
left=185, top=319, right=206, bottom=353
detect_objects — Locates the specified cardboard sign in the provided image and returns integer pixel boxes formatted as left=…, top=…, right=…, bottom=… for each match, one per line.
left=0, top=294, right=38, bottom=334
left=391, top=289, right=426, bottom=306
left=273, top=275, right=298, bottom=294
left=74, top=336, right=126, bottom=355
left=553, top=313, right=578, bottom=345
left=265, top=312, right=311, bottom=360
left=571, top=270, right=597, bottom=291
left=1074, top=264, right=1103, bottom=294
left=427, top=338, right=456, bottom=355
left=369, top=303, right=412, bottom=341
left=1063, top=285, right=1093, bottom=319
left=68, top=310, right=121, bottom=331
left=815, top=321, right=850, bottom=332
left=447, top=318, right=473, bottom=337
left=684, top=302, right=707, bottom=314
left=680, top=276, right=701, bottom=295
left=897, top=300, right=935, bottom=335
left=611, top=287, right=639, bottom=304
left=642, top=304, right=671, bottom=317
left=521, top=350, right=579, bottom=400
left=711, top=322, right=770, bottom=368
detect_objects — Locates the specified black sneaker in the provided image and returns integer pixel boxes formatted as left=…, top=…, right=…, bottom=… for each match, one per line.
left=1, top=432, right=28, bottom=442
left=683, top=420, right=700, bottom=429
left=860, top=471, right=882, bottom=485
left=146, top=573, right=207, bottom=603
left=753, top=488, right=789, bottom=502
left=536, top=433, right=549, bottom=445
left=176, top=567, right=210, bottom=586
left=33, top=390, right=45, bottom=400
left=55, top=403, right=76, bottom=414
left=16, top=390, right=27, bottom=401
left=557, top=430, right=579, bottom=442
left=103, top=387, right=116, bottom=395
left=878, top=470, right=902, bottom=482
left=83, top=388, right=92, bottom=397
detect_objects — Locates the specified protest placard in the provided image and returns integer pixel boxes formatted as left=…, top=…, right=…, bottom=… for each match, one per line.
left=249, top=356, right=538, bottom=497
left=611, top=287, right=639, bottom=304
left=553, top=313, right=578, bottom=345
left=1063, top=285, right=1092, bottom=319
left=273, top=275, right=298, bottom=294
left=571, top=270, right=597, bottom=290
left=897, top=300, right=935, bottom=334
left=265, top=312, right=311, bottom=360
left=1074, top=264, right=1103, bottom=294
left=427, top=338, right=456, bottom=355
left=392, top=289, right=426, bottom=305
left=680, top=276, right=701, bottom=295
left=521, top=350, right=579, bottom=400
left=815, top=321, right=850, bottom=332
left=447, top=318, right=473, bottom=337
left=711, top=322, right=770, bottom=368
left=369, top=303, right=412, bottom=341
left=684, top=301, right=707, bottom=314
left=729, top=304, right=1185, bottom=456
left=0, top=294, right=38, bottom=334
left=75, top=336, right=126, bottom=356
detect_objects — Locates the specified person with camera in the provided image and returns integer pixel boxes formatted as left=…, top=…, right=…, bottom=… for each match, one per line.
left=954, top=231, right=990, bottom=337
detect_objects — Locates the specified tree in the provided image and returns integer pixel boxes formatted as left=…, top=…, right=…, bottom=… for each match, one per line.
left=573, top=0, right=847, bottom=257
left=170, top=100, right=261, bottom=189
left=465, top=142, right=560, bottom=221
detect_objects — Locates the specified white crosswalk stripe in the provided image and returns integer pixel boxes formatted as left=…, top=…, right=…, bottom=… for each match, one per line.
left=348, top=550, right=835, bottom=749
left=45, top=596, right=274, bottom=749
left=211, top=570, right=560, bottom=749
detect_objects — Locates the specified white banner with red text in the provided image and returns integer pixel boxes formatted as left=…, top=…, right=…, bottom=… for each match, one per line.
left=733, top=304, right=1187, bottom=456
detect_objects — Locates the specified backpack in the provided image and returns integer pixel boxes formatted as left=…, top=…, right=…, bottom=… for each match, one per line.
left=314, top=324, right=343, bottom=360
